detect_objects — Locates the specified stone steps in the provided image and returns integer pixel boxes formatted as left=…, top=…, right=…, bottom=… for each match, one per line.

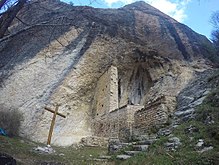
left=124, top=151, right=141, bottom=156
left=132, top=144, right=149, bottom=151
left=113, top=144, right=150, bottom=160
left=106, top=137, right=156, bottom=161
left=133, top=139, right=154, bottom=145
left=116, top=154, right=132, bottom=160
left=115, top=143, right=151, bottom=160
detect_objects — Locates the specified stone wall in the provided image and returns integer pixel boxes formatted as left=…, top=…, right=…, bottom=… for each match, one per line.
left=92, top=105, right=144, bottom=141
left=94, top=66, right=118, bottom=116
left=80, top=136, right=109, bottom=147
left=133, top=96, right=176, bottom=135
left=109, top=66, right=119, bottom=113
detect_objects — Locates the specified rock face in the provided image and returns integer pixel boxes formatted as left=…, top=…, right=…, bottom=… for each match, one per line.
left=0, top=0, right=214, bottom=146
left=176, top=69, right=218, bottom=122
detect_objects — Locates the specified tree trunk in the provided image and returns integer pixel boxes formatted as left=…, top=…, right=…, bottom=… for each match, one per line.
left=0, top=0, right=8, bottom=10
left=0, top=0, right=26, bottom=38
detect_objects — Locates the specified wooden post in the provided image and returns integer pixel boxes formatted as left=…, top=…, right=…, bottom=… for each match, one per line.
left=44, top=105, right=66, bottom=145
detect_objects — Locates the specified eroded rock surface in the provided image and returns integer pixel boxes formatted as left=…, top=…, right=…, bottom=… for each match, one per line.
left=0, top=0, right=214, bottom=146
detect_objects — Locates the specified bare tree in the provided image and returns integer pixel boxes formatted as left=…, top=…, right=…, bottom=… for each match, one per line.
left=0, top=0, right=27, bottom=38
left=0, top=0, right=8, bottom=10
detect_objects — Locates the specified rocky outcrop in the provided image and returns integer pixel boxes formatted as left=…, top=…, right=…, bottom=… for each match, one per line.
left=0, top=0, right=214, bottom=146
left=176, top=69, right=218, bottom=122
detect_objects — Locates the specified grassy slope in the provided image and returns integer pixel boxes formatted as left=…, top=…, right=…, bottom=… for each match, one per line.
left=0, top=136, right=110, bottom=165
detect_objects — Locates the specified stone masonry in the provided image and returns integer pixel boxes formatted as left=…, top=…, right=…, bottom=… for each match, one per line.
left=93, top=66, right=144, bottom=141
left=93, top=105, right=144, bottom=141
left=133, top=96, right=176, bottom=135
left=94, top=65, right=118, bottom=116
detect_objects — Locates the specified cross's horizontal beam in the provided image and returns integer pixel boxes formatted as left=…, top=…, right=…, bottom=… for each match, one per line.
left=44, top=107, right=66, bottom=118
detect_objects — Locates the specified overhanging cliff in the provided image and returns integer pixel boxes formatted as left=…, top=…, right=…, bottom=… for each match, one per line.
left=0, top=0, right=215, bottom=146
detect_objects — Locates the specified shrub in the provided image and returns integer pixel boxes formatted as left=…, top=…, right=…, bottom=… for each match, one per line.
left=0, top=106, right=23, bottom=137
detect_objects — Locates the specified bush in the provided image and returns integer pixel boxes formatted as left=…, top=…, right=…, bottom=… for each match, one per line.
left=0, top=106, right=23, bottom=137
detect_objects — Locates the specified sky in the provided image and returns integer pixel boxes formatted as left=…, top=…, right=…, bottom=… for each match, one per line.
left=62, top=0, right=219, bottom=40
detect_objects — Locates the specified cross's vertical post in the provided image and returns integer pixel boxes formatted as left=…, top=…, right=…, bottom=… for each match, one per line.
left=47, top=105, right=59, bottom=145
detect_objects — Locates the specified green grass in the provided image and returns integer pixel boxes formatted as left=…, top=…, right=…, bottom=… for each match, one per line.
left=0, top=136, right=111, bottom=165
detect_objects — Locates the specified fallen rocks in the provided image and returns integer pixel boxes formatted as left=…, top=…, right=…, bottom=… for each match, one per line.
left=168, top=137, right=181, bottom=144
left=204, top=115, right=215, bottom=125
left=184, top=125, right=199, bottom=135
left=34, top=145, right=55, bottom=154
left=195, top=139, right=214, bottom=153
left=164, top=137, right=181, bottom=151
left=196, top=139, right=204, bottom=148
left=199, top=146, right=213, bottom=153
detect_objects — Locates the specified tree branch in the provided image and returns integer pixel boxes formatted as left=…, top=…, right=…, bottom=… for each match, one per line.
left=0, top=0, right=8, bottom=10
left=0, top=0, right=27, bottom=38
left=0, top=21, right=74, bottom=43
left=15, top=16, right=29, bottom=26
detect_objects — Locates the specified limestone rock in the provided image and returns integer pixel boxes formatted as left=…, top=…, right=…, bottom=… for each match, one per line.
left=184, top=125, right=199, bottom=135
left=158, top=128, right=172, bottom=136
left=175, top=108, right=195, bottom=117
left=34, top=145, right=55, bottom=154
left=199, top=146, right=213, bottom=153
left=164, top=137, right=181, bottom=151
left=195, top=139, right=214, bottom=153
left=196, top=139, right=204, bottom=148
left=176, top=69, right=218, bottom=123
left=0, top=0, right=214, bottom=146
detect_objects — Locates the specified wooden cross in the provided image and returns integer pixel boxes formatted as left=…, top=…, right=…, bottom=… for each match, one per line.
left=44, top=105, right=66, bottom=145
